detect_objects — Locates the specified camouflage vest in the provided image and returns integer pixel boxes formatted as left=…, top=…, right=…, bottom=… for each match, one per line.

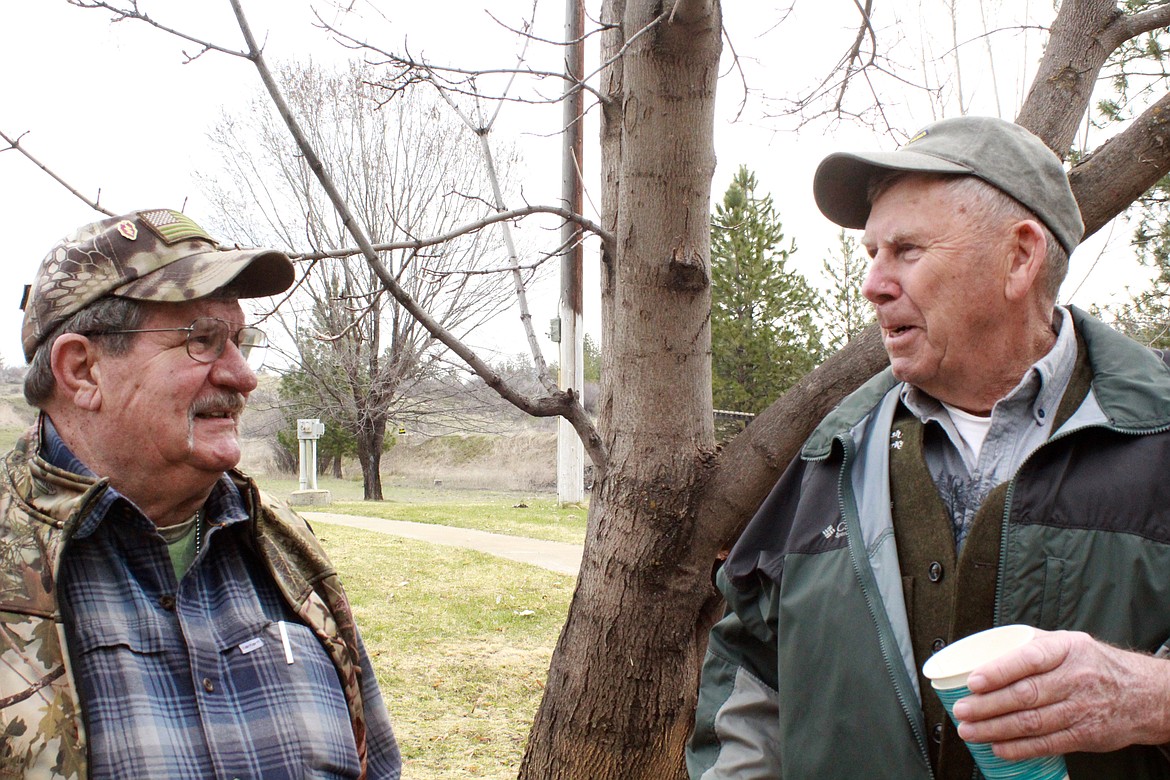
left=0, top=419, right=371, bottom=779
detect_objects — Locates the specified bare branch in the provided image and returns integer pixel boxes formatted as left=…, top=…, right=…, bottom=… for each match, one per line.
left=833, top=0, right=877, bottom=113
left=67, top=0, right=250, bottom=59
left=316, top=14, right=609, bottom=106
left=1120, top=3, right=1170, bottom=42
left=1, top=130, right=115, bottom=216
left=290, top=204, right=613, bottom=261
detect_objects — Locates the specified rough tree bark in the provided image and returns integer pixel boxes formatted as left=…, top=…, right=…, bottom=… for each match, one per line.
left=356, top=418, right=386, bottom=500
left=518, top=0, right=723, bottom=777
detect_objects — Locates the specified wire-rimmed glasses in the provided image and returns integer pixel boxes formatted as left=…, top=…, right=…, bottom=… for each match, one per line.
left=85, top=317, right=268, bottom=371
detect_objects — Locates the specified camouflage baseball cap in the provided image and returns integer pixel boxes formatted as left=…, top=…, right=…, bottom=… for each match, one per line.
left=21, top=208, right=295, bottom=362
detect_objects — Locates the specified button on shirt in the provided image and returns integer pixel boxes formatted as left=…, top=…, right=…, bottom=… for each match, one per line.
left=45, top=421, right=401, bottom=779
left=900, top=306, right=1079, bottom=550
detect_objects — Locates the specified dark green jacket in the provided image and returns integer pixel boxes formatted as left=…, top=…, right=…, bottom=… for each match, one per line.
left=687, top=309, right=1170, bottom=779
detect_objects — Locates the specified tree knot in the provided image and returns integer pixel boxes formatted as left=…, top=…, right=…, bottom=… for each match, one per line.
left=667, top=246, right=709, bottom=292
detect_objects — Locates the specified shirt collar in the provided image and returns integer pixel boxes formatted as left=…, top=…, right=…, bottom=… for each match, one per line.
left=901, top=305, right=1078, bottom=426
left=40, top=416, right=249, bottom=540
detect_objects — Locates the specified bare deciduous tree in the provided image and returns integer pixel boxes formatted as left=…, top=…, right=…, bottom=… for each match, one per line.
left=200, top=60, right=522, bottom=499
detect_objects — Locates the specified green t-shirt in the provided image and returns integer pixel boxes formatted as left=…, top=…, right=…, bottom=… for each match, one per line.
left=158, top=513, right=201, bottom=579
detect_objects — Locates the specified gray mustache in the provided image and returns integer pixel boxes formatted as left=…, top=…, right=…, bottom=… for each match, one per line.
left=189, top=392, right=246, bottom=419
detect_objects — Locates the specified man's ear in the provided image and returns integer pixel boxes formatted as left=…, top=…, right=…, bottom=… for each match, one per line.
left=51, top=334, right=104, bottom=411
left=1004, top=219, right=1048, bottom=302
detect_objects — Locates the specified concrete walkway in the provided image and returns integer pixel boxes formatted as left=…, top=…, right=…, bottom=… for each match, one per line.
left=302, top=511, right=584, bottom=576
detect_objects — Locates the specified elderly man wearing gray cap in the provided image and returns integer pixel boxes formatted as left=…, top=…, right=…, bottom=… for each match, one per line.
left=0, top=210, right=401, bottom=779
left=688, top=117, right=1170, bottom=779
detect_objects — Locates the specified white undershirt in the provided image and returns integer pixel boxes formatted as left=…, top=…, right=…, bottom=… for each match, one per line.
left=940, top=402, right=993, bottom=461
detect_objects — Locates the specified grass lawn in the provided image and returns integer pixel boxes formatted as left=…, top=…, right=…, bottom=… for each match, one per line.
left=313, top=520, right=576, bottom=779
left=255, top=475, right=588, bottom=545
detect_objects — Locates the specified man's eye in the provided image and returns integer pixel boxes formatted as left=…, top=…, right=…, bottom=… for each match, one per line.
left=190, top=331, right=217, bottom=348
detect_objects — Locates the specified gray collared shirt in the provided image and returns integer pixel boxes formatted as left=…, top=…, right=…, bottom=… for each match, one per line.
left=899, top=306, right=1079, bottom=549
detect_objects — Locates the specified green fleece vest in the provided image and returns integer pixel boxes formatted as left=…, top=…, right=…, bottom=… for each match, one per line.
left=890, top=343, right=1093, bottom=778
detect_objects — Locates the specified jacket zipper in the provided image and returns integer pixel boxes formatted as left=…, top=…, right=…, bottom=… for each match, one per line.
left=835, top=434, right=935, bottom=776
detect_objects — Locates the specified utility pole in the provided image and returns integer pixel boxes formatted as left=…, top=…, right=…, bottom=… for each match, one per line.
left=557, top=0, right=585, bottom=505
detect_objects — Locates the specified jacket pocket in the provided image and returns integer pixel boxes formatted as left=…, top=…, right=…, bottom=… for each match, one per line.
left=1039, top=556, right=1068, bottom=629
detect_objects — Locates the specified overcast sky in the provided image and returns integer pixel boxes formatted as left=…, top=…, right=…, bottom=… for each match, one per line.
left=0, top=0, right=1149, bottom=370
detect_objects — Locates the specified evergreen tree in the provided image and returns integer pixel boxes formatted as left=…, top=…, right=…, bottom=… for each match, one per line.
left=1099, top=173, right=1170, bottom=347
left=821, top=229, right=874, bottom=350
left=583, top=333, right=602, bottom=383
left=710, top=166, right=825, bottom=415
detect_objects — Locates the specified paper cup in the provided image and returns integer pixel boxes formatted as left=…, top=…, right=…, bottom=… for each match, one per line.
left=922, top=625, right=1068, bottom=780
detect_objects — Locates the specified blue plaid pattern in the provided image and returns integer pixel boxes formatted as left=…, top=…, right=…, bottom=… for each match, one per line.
left=46, top=421, right=400, bottom=779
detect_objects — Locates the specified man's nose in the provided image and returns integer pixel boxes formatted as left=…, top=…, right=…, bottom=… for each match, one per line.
left=861, top=254, right=898, bottom=305
left=209, top=339, right=259, bottom=394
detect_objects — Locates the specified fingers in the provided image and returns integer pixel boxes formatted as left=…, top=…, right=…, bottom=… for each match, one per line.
left=963, top=629, right=1069, bottom=695
left=948, top=632, right=1170, bottom=756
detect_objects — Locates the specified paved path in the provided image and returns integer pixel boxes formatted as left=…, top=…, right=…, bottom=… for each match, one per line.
left=302, top=511, right=583, bottom=576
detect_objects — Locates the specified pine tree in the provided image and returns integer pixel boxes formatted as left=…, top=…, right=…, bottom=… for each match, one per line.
left=710, top=166, right=825, bottom=415
left=821, top=229, right=874, bottom=350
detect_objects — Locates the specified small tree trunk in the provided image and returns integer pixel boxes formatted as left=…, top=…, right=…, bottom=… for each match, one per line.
left=355, top=420, right=386, bottom=501
left=520, top=1, right=722, bottom=777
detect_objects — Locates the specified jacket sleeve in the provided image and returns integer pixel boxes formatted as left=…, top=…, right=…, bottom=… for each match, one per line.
left=687, top=451, right=831, bottom=779
left=686, top=567, right=782, bottom=779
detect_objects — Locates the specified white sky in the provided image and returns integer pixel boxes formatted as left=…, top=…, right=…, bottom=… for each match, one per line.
left=0, top=0, right=1152, bottom=370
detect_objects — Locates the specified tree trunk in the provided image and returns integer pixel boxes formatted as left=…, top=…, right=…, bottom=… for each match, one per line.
left=1015, top=0, right=1121, bottom=156
left=519, top=1, right=722, bottom=777
left=356, top=420, right=386, bottom=501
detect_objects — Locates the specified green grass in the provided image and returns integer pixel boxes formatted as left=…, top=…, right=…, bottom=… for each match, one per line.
left=254, top=476, right=588, bottom=545
left=0, top=427, right=27, bottom=454
left=314, top=521, right=574, bottom=780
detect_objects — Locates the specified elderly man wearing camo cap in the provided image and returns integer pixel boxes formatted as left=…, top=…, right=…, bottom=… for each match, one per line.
left=689, top=117, right=1170, bottom=779
left=0, top=209, right=401, bottom=779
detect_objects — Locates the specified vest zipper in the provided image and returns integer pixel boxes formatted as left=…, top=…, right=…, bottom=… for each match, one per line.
left=836, top=433, right=935, bottom=777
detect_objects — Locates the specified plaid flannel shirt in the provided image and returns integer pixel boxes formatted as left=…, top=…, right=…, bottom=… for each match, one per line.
left=44, top=421, right=401, bottom=779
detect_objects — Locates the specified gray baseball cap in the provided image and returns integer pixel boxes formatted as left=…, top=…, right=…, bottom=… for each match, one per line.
left=21, top=208, right=295, bottom=362
left=812, top=116, right=1084, bottom=255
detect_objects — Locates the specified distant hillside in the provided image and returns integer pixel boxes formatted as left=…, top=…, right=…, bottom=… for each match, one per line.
left=0, top=377, right=559, bottom=492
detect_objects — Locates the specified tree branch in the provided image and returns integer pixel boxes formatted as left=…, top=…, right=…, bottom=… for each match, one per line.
left=695, top=324, right=888, bottom=554
left=1069, top=89, right=1170, bottom=239
left=1, top=130, right=115, bottom=216
left=1120, top=3, right=1170, bottom=42
left=67, top=0, right=250, bottom=60
left=290, top=204, right=613, bottom=261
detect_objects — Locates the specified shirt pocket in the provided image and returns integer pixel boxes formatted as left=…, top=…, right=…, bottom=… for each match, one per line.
left=71, top=613, right=170, bottom=655
left=219, top=619, right=361, bottom=778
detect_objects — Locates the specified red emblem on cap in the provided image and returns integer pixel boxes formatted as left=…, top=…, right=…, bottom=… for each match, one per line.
left=117, top=220, right=139, bottom=241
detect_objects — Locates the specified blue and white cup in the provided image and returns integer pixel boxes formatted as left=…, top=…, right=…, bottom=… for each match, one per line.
left=922, top=625, right=1068, bottom=780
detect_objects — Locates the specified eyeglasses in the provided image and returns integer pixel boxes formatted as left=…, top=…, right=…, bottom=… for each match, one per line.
left=85, top=317, right=269, bottom=371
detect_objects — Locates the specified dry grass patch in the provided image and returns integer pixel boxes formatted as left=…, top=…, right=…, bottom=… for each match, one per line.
left=313, top=521, right=573, bottom=780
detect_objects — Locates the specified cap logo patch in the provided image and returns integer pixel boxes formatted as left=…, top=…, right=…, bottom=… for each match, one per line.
left=906, top=128, right=929, bottom=145
left=138, top=209, right=213, bottom=246
left=116, top=220, right=138, bottom=241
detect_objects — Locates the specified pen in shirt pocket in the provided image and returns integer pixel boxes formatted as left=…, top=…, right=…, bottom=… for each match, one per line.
left=277, top=620, right=295, bottom=665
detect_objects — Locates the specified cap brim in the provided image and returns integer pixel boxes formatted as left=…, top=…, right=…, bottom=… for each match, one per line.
left=113, top=246, right=295, bottom=302
left=813, top=150, right=973, bottom=230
